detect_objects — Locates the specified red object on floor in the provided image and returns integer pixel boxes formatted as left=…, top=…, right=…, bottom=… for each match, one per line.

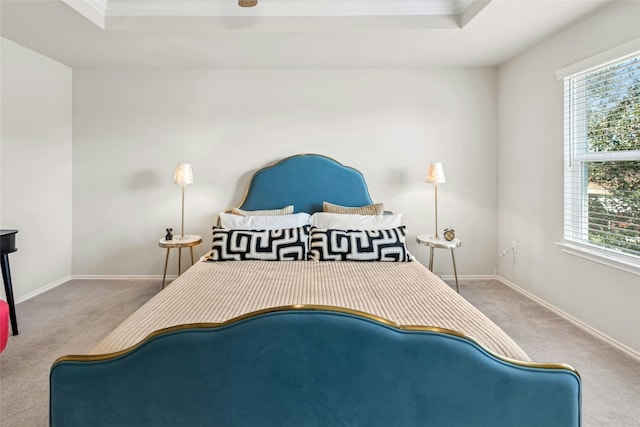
left=0, top=300, right=8, bottom=352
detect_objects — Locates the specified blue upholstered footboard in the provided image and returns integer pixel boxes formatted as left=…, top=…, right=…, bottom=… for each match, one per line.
left=50, top=307, right=581, bottom=426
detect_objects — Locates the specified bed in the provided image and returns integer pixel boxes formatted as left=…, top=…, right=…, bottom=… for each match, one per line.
left=50, top=154, right=581, bottom=426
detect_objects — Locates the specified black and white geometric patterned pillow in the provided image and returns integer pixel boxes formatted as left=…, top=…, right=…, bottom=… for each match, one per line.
left=209, top=225, right=310, bottom=261
left=308, top=227, right=412, bottom=262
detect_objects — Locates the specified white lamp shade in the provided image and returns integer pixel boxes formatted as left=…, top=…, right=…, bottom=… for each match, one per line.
left=426, top=162, right=446, bottom=184
left=174, top=163, right=194, bottom=186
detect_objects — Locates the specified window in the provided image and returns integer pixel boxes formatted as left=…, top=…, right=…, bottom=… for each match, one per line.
left=562, top=50, right=640, bottom=266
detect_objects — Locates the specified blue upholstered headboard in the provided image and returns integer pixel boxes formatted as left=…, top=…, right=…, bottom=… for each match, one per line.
left=237, top=154, right=374, bottom=214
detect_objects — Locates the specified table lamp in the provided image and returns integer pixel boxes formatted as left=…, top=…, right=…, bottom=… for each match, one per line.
left=426, top=162, right=446, bottom=239
left=174, top=163, right=194, bottom=239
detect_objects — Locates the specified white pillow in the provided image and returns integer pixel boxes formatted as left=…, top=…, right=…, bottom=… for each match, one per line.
left=311, top=212, right=402, bottom=230
left=219, top=212, right=311, bottom=230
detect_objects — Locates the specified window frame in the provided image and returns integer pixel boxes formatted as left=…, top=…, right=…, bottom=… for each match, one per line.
left=558, top=43, right=640, bottom=274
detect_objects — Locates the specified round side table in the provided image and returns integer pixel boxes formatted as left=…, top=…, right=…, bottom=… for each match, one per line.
left=416, top=234, right=462, bottom=293
left=158, top=234, right=202, bottom=288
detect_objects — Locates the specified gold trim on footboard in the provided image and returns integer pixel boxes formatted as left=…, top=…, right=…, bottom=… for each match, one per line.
left=53, top=304, right=579, bottom=377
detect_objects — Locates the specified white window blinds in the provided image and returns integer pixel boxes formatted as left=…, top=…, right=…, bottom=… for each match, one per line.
left=563, top=51, right=640, bottom=261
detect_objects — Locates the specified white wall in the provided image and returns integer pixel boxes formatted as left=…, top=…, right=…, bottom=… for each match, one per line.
left=497, top=1, right=640, bottom=354
left=0, top=37, right=73, bottom=301
left=72, top=68, right=498, bottom=277
left=4, top=2, right=637, bottom=356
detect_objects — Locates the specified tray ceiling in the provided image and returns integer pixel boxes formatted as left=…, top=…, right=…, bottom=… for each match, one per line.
left=63, top=0, right=487, bottom=30
left=0, top=0, right=616, bottom=68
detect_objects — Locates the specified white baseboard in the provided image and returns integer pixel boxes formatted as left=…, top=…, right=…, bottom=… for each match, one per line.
left=70, top=274, right=177, bottom=281
left=14, top=272, right=640, bottom=361
left=440, top=274, right=492, bottom=281
left=382, top=272, right=640, bottom=360
left=491, top=275, right=640, bottom=362
left=15, top=276, right=72, bottom=304
left=14, top=275, right=176, bottom=304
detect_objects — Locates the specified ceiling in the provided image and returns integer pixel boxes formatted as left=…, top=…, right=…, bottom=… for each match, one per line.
left=64, top=0, right=481, bottom=23
left=0, top=0, right=614, bottom=68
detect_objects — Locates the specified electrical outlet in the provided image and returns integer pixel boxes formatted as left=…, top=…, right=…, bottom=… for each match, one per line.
left=510, top=240, right=517, bottom=254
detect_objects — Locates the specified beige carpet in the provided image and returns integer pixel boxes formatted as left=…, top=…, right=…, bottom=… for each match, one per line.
left=461, top=279, right=640, bottom=427
left=0, top=279, right=159, bottom=427
left=1, top=277, right=639, bottom=426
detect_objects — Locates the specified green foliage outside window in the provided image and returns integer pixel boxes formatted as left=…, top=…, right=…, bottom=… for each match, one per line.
left=586, top=57, right=640, bottom=257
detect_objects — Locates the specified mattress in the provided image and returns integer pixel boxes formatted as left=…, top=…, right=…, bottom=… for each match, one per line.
left=91, top=260, right=530, bottom=361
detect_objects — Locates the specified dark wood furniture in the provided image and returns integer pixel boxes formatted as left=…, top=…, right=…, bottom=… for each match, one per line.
left=1, top=229, right=18, bottom=336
